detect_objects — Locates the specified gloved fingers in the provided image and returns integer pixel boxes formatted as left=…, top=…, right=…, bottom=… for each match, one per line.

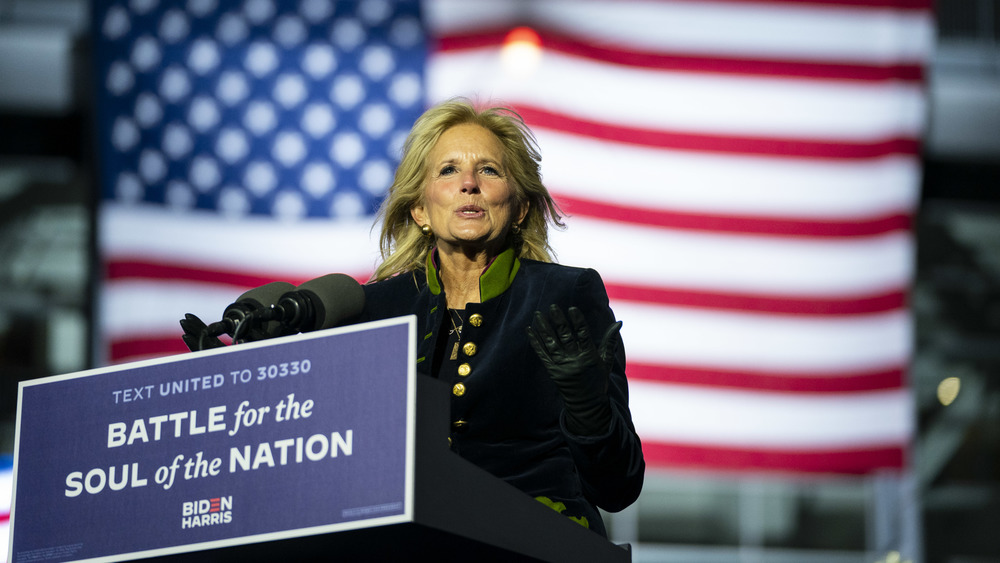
left=526, top=323, right=550, bottom=363
left=598, top=320, right=623, bottom=369
left=529, top=310, right=559, bottom=355
left=567, top=306, right=594, bottom=349
left=549, top=303, right=573, bottom=346
left=548, top=304, right=577, bottom=349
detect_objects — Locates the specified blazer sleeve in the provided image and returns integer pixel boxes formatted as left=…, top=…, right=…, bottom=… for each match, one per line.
left=561, top=268, right=645, bottom=512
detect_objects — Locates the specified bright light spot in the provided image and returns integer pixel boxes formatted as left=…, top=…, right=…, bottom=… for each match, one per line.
left=500, top=27, right=542, bottom=77
left=937, top=377, right=960, bottom=406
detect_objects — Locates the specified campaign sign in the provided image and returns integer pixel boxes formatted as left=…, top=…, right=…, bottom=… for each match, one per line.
left=9, top=316, right=416, bottom=562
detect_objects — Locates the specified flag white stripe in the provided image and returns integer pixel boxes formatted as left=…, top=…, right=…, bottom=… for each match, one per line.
left=101, top=204, right=381, bottom=276
left=535, top=130, right=920, bottom=218
left=614, top=302, right=910, bottom=373
left=549, top=217, right=913, bottom=296
left=429, top=50, right=926, bottom=140
left=427, top=0, right=934, bottom=63
left=629, top=381, right=913, bottom=448
left=102, top=281, right=238, bottom=340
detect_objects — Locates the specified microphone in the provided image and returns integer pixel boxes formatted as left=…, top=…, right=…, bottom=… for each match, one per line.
left=208, top=281, right=296, bottom=339
left=266, top=273, right=365, bottom=333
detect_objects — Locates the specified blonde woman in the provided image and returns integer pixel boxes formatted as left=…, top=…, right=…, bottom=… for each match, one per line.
left=358, top=99, right=644, bottom=536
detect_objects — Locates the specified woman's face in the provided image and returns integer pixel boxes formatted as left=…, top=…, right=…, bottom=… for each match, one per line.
left=411, top=123, right=526, bottom=257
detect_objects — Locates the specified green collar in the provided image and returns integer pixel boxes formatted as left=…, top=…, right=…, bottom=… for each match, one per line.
left=425, top=246, right=521, bottom=302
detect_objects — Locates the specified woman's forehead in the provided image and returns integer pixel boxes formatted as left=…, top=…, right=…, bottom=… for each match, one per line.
left=429, top=123, right=504, bottom=160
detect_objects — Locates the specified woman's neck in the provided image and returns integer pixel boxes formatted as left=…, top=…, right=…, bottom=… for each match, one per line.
left=436, top=245, right=493, bottom=309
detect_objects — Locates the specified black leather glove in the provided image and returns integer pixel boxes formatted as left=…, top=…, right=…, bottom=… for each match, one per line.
left=527, top=304, right=622, bottom=436
left=180, top=313, right=226, bottom=352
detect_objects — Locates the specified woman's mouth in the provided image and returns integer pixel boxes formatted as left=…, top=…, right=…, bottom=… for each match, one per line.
left=457, top=205, right=485, bottom=217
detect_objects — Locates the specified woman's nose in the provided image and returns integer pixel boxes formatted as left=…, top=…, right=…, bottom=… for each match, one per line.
left=460, top=171, right=480, bottom=193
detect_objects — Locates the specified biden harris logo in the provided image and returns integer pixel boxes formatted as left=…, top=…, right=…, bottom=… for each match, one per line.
left=182, top=496, right=233, bottom=529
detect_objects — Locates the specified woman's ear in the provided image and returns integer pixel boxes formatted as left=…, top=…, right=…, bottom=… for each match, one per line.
left=517, top=201, right=529, bottom=225
left=410, top=205, right=427, bottom=227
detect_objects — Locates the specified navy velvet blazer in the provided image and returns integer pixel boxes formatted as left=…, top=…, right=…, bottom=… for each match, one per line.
left=357, top=250, right=645, bottom=537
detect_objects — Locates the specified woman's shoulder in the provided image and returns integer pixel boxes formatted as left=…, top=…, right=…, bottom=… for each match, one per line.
left=515, top=259, right=612, bottom=310
left=364, top=270, right=424, bottom=294
left=516, top=259, right=609, bottom=300
left=360, top=271, right=427, bottom=319
left=518, top=258, right=600, bottom=282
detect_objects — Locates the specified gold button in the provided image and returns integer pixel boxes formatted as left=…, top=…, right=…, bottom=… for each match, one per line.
left=468, top=313, right=484, bottom=327
left=452, top=420, right=467, bottom=430
left=462, top=342, right=477, bottom=356
left=457, top=363, right=471, bottom=377
left=452, top=382, right=466, bottom=396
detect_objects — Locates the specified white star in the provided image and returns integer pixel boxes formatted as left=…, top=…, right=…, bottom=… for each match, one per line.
left=102, top=6, right=130, bottom=40
left=302, top=162, right=336, bottom=198
left=331, top=132, right=365, bottom=168
left=189, top=155, right=221, bottom=192
left=188, top=38, right=221, bottom=75
left=245, top=161, right=278, bottom=197
left=301, top=103, right=336, bottom=138
left=273, top=131, right=307, bottom=167
left=159, top=9, right=190, bottom=43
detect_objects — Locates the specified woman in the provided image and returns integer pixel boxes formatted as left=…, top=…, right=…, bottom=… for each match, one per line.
left=358, top=99, right=644, bottom=537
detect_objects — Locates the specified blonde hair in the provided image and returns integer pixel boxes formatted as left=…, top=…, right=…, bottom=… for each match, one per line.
left=371, top=99, right=563, bottom=281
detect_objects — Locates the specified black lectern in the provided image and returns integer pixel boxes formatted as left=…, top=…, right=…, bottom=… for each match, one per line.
left=10, top=318, right=630, bottom=562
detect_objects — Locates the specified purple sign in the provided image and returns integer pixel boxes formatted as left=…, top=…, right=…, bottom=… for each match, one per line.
left=9, top=317, right=416, bottom=562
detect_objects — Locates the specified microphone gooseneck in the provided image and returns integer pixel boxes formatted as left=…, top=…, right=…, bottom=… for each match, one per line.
left=265, top=274, right=366, bottom=333
left=186, top=274, right=365, bottom=350
left=208, top=281, right=296, bottom=343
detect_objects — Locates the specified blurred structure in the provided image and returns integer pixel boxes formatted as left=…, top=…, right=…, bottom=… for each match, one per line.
left=1, top=1, right=998, bottom=562
left=916, top=2, right=1000, bottom=560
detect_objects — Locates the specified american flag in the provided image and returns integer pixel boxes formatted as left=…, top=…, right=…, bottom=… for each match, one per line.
left=95, top=0, right=931, bottom=475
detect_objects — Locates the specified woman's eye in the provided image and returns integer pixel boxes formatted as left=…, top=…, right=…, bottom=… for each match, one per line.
left=439, top=165, right=456, bottom=175
left=481, top=165, right=499, bottom=176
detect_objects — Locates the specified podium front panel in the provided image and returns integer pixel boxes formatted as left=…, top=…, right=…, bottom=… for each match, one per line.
left=9, top=316, right=417, bottom=563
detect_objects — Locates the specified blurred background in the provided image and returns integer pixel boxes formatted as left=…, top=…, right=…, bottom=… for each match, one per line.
left=1, top=0, right=998, bottom=562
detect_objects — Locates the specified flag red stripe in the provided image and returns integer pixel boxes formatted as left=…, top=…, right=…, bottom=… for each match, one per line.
left=605, top=283, right=906, bottom=315
left=643, top=441, right=907, bottom=473
left=516, top=104, right=920, bottom=158
left=107, top=260, right=285, bottom=289
left=107, top=259, right=905, bottom=316
left=437, top=30, right=924, bottom=82
left=106, top=259, right=370, bottom=288
left=556, top=193, right=912, bottom=237
left=628, top=362, right=905, bottom=392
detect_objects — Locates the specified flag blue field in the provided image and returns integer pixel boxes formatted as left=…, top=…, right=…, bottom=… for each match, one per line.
left=94, top=0, right=932, bottom=474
